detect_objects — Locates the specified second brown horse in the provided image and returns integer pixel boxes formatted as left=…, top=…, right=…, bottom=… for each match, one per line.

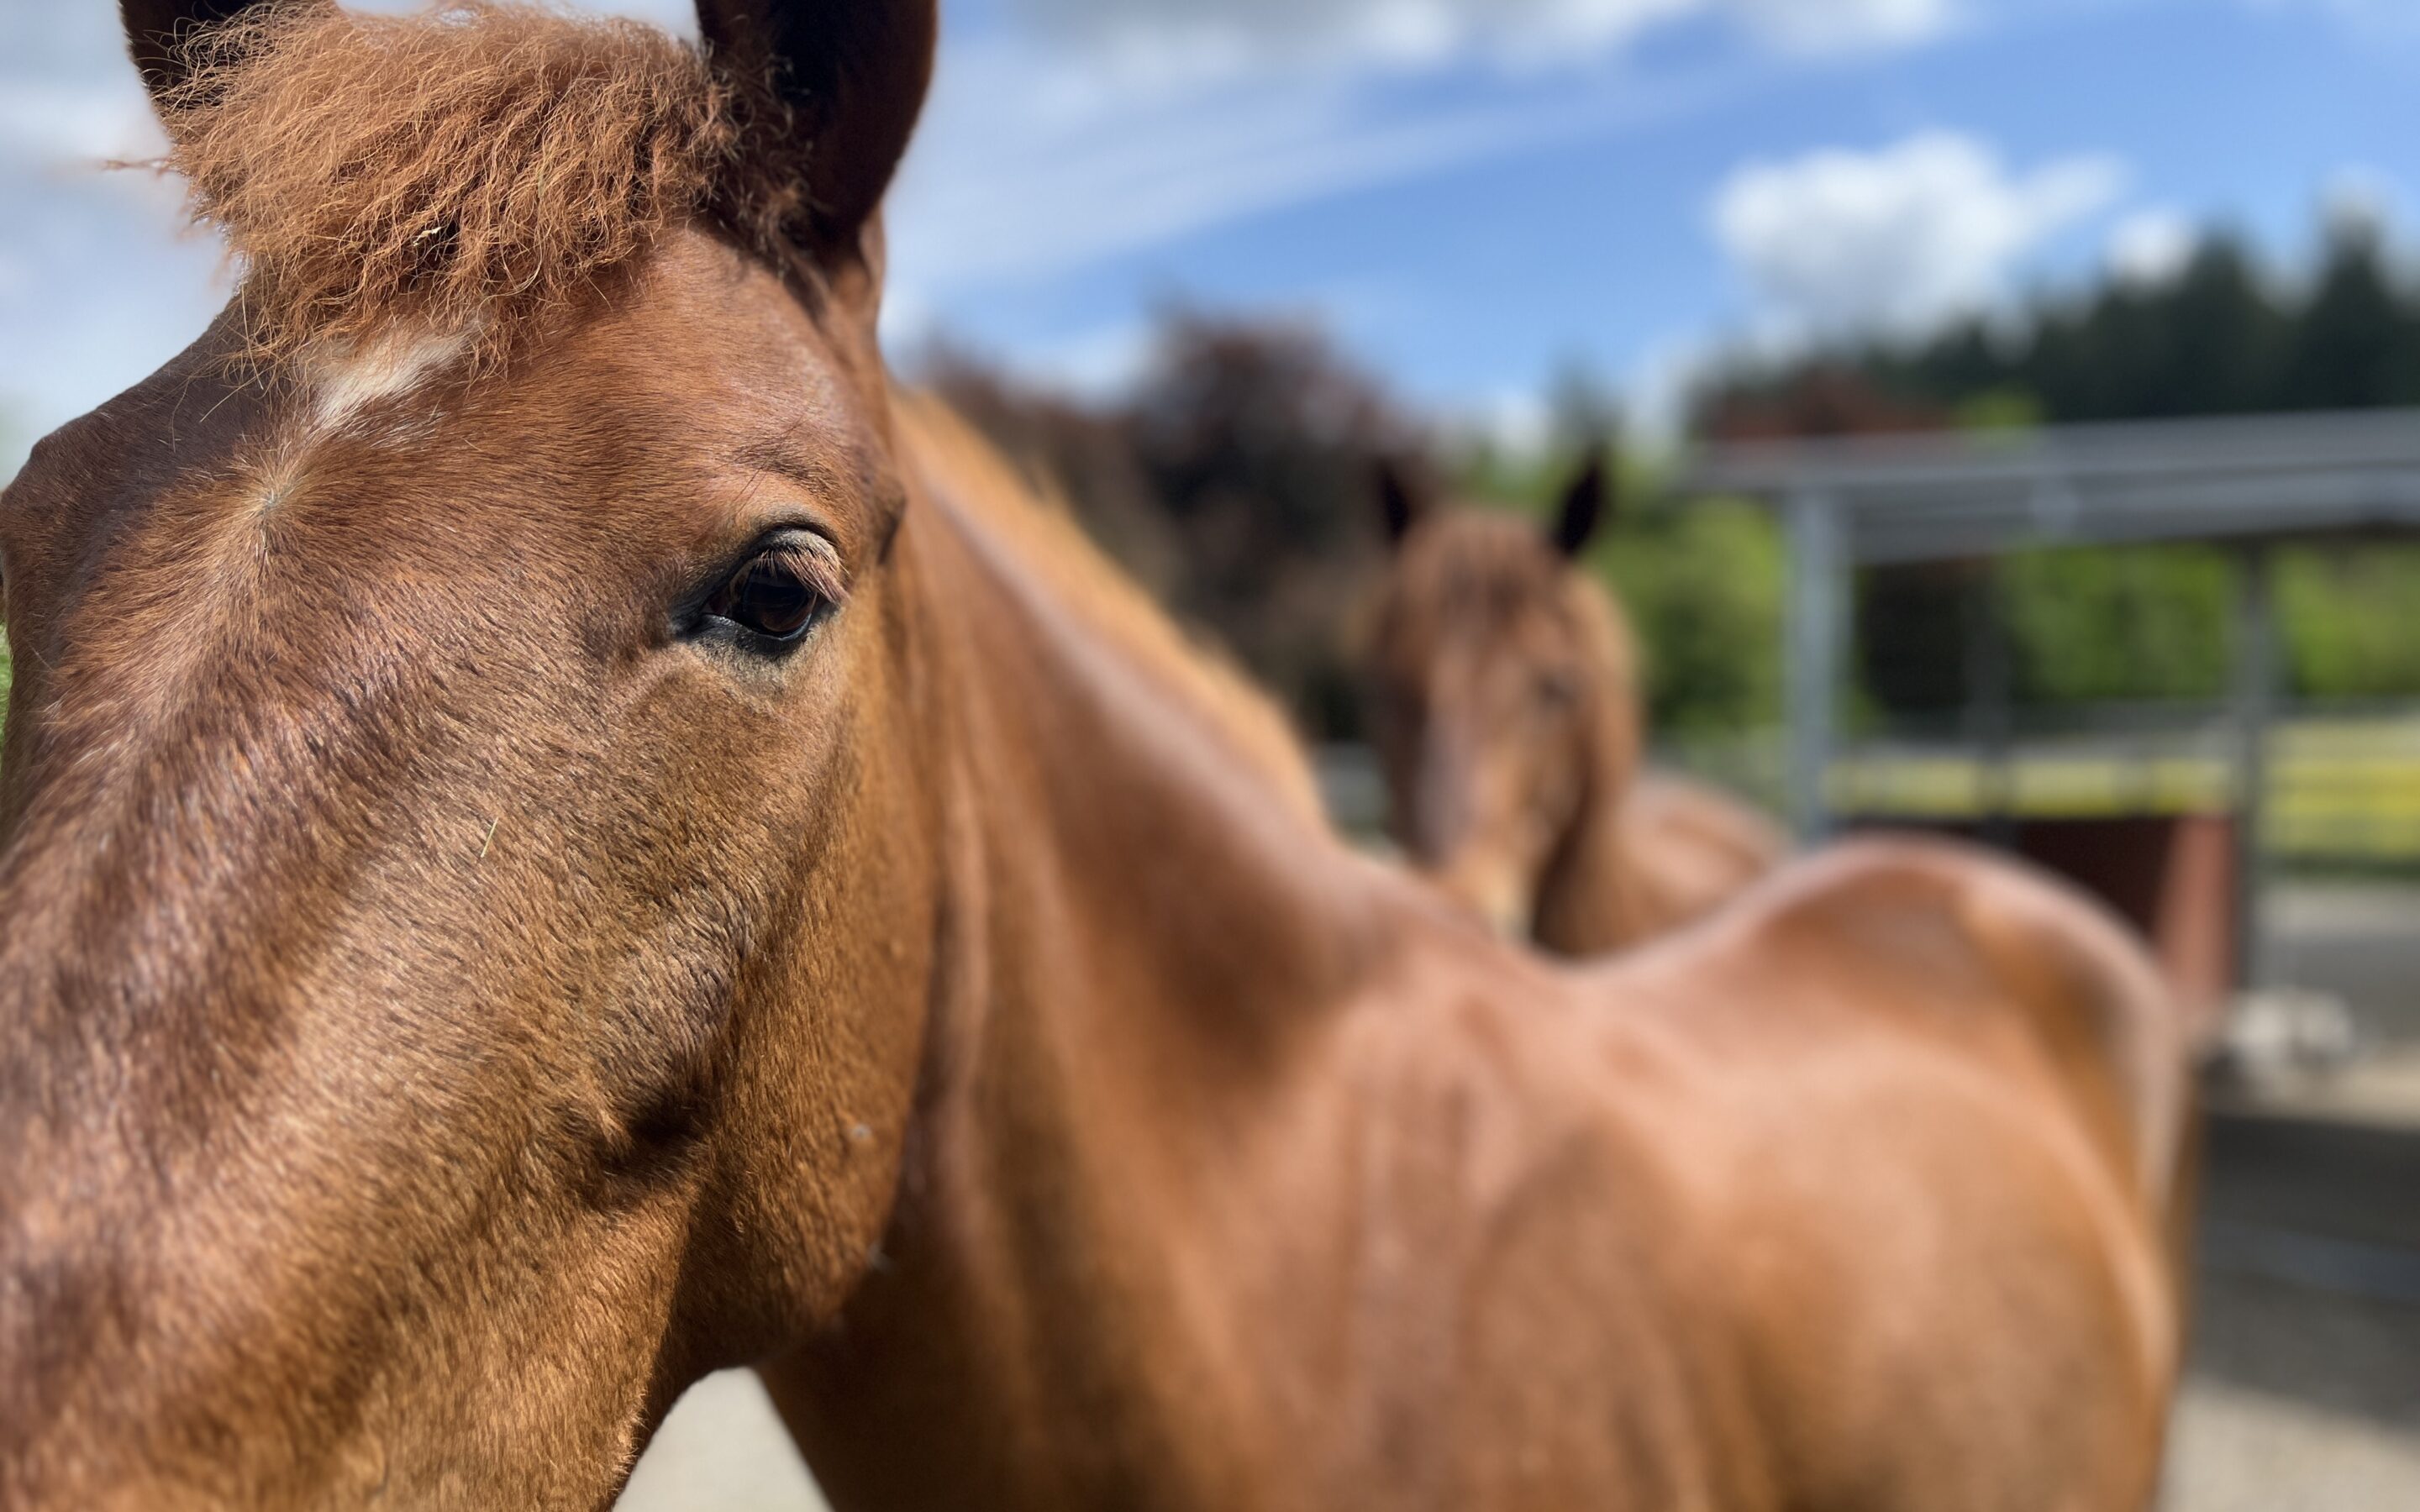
left=1368, top=458, right=1785, bottom=952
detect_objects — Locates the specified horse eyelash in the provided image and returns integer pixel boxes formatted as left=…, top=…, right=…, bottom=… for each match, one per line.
left=762, top=539, right=848, bottom=607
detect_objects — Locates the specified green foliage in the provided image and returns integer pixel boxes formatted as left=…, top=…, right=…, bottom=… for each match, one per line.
left=1953, top=387, right=2044, bottom=433
left=1999, top=547, right=2235, bottom=705
left=2277, top=546, right=2420, bottom=698
left=1597, top=501, right=1782, bottom=735
left=1705, top=215, right=2420, bottom=715
left=1854, top=564, right=1979, bottom=716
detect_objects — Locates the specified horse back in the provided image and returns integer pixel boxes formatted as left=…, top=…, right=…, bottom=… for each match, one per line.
left=1667, top=837, right=2196, bottom=1211
left=1546, top=839, right=2196, bottom=1509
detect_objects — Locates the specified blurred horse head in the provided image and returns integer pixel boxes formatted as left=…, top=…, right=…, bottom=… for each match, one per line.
left=1365, top=456, right=1632, bottom=935
left=1365, top=459, right=1780, bottom=953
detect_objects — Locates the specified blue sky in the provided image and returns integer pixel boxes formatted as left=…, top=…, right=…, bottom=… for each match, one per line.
left=2, top=0, right=2414, bottom=465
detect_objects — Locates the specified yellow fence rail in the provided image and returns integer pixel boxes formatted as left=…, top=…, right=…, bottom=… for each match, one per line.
left=1813, top=719, right=2420, bottom=862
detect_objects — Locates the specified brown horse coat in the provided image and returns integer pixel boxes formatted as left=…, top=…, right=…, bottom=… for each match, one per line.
left=0, top=5, right=2185, bottom=1509
left=1610, top=770, right=1791, bottom=944
left=1369, top=468, right=1785, bottom=953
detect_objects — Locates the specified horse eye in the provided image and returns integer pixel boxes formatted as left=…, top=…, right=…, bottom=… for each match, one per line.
left=702, top=549, right=829, bottom=644
left=1536, top=669, right=1583, bottom=709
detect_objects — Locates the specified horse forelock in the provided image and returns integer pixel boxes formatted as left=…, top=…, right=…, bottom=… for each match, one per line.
left=149, top=3, right=795, bottom=377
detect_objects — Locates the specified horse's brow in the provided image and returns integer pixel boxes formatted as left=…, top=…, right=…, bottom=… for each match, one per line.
left=729, top=437, right=857, bottom=500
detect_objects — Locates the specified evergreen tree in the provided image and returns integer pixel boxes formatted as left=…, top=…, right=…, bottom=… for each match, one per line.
left=2282, top=218, right=2420, bottom=410
left=1696, top=213, right=2420, bottom=713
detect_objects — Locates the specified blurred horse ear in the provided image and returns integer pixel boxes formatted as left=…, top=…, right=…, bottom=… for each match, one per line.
left=1377, top=459, right=1431, bottom=549
left=697, top=0, right=938, bottom=271
left=1549, top=449, right=1614, bottom=559
left=121, top=0, right=325, bottom=109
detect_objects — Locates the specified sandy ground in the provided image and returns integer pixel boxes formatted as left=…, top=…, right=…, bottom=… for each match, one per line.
left=617, top=1373, right=825, bottom=1512
left=2163, top=1270, right=2420, bottom=1512
left=618, top=882, right=2420, bottom=1512
left=623, top=1373, right=2420, bottom=1512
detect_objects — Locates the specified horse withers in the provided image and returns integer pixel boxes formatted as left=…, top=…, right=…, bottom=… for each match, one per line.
left=1, top=3, right=2188, bottom=1509
left=1367, top=456, right=1785, bottom=953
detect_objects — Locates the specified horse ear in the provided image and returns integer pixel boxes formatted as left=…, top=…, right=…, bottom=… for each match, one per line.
left=697, top=0, right=938, bottom=270
left=1549, top=450, right=1614, bottom=559
left=121, top=0, right=325, bottom=109
left=1376, top=459, right=1431, bottom=549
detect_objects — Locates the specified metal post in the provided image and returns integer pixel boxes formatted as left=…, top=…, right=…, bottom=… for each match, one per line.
left=2231, top=543, right=2276, bottom=992
left=1786, top=491, right=1846, bottom=843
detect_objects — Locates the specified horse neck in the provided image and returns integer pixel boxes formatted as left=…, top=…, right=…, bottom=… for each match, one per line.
left=913, top=470, right=1367, bottom=1081
left=1532, top=665, right=1650, bottom=957
left=769, top=411, right=1382, bottom=1504
left=899, top=398, right=1360, bottom=1037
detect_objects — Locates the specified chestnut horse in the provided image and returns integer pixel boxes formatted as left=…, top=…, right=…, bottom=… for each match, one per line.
left=1, top=4, right=2188, bottom=1509
left=1369, top=459, right=1785, bottom=953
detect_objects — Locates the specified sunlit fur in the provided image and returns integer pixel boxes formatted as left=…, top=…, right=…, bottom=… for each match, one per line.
left=155, top=3, right=744, bottom=369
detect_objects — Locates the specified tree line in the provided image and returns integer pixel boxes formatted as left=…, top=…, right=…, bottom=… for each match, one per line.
left=1696, top=218, right=2420, bottom=722
left=1703, top=220, right=2420, bottom=433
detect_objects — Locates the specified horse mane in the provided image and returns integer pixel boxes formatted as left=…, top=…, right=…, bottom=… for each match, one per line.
left=153, top=2, right=796, bottom=369
left=892, top=392, right=1330, bottom=827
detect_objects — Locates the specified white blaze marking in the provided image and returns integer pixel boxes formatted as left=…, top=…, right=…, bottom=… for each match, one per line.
left=305, top=325, right=474, bottom=433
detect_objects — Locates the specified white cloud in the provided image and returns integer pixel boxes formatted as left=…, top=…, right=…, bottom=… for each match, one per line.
left=2107, top=207, right=2197, bottom=286
left=882, top=0, right=1958, bottom=306
left=1731, top=0, right=1954, bottom=54
left=1710, top=130, right=2125, bottom=340
left=1005, top=0, right=1953, bottom=81
left=887, top=53, right=1625, bottom=295
left=1019, top=319, right=1160, bottom=400
left=1477, top=387, right=1558, bottom=455
left=2320, top=164, right=2407, bottom=236
left=1008, top=0, right=1690, bottom=80
left=0, top=85, right=160, bottom=167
